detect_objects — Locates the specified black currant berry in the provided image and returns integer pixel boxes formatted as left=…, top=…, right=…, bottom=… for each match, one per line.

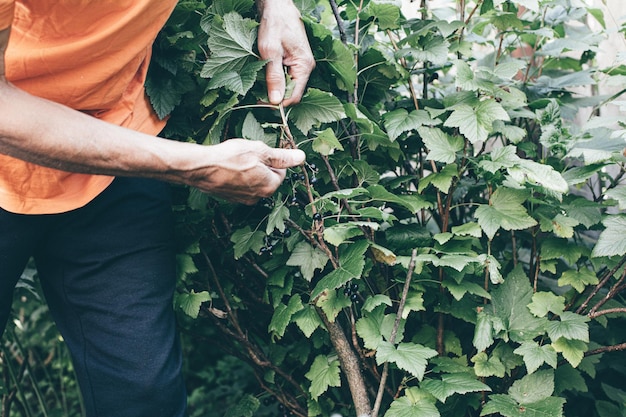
left=313, top=213, right=322, bottom=221
left=310, top=176, right=318, bottom=184
left=291, top=172, right=300, bottom=181
left=350, top=293, right=359, bottom=302
left=282, top=228, right=291, bottom=237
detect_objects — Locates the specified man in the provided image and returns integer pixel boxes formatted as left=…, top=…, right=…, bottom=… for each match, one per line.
left=0, top=0, right=314, bottom=416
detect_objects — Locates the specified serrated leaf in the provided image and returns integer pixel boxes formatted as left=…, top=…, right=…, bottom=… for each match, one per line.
left=266, top=201, right=290, bottom=235
left=312, top=128, right=344, bottom=156
left=311, top=240, right=369, bottom=299
left=315, top=289, right=351, bottom=322
left=292, top=304, right=323, bottom=337
left=201, top=13, right=259, bottom=78
left=528, top=292, right=565, bottom=317
left=421, top=373, right=491, bottom=403
left=514, top=342, right=557, bottom=374
left=592, top=215, right=626, bottom=257
left=552, top=338, right=587, bottom=367
left=286, top=241, right=329, bottom=281
left=368, top=184, right=432, bottom=213
left=384, top=387, right=440, bottom=417
left=384, top=109, right=435, bottom=141
left=362, top=294, right=392, bottom=312
left=356, top=306, right=385, bottom=349
left=475, top=188, right=538, bottom=240
left=176, top=290, right=211, bottom=319
left=323, top=223, right=364, bottom=247
left=557, top=269, right=598, bottom=293
left=418, top=127, right=465, bottom=164
left=207, top=60, right=266, bottom=95
left=605, top=186, right=626, bottom=210
left=176, top=253, right=199, bottom=279
left=481, top=394, right=564, bottom=417
left=268, top=295, right=303, bottom=338
left=376, top=341, right=438, bottom=380
left=487, top=266, right=548, bottom=343
left=419, top=163, right=458, bottom=193
left=305, top=355, right=341, bottom=400
left=224, top=394, right=260, bottom=417
left=511, top=370, right=555, bottom=403
left=231, top=226, right=266, bottom=259
left=472, top=352, right=506, bottom=378
left=546, top=312, right=589, bottom=343
left=289, top=89, right=346, bottom=133
left=443, top=280, right=491, bottom=301
left=444, top=99, right=510, bottom=144
left=364, top=1, right=401, bottom=30
left=242, top=112, right=276, bottom=145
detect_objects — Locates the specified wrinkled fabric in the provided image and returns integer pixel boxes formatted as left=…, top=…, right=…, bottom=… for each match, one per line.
left=0, top=0, right=177, bottom=214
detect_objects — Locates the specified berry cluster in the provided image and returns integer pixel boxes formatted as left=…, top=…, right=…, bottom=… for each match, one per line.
left=343, top=282, right=360, bottom=303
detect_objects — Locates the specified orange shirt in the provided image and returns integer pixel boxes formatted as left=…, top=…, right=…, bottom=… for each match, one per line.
left=0, top=0, right=177, bottom=214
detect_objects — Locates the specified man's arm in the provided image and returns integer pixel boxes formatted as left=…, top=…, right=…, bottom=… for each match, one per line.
left=0, top=27, right=305, bottom=205
left=257, top=0, right=315, bottom=105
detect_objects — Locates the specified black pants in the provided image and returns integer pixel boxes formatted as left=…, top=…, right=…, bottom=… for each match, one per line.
left=0, top=177, right=186, bottom=417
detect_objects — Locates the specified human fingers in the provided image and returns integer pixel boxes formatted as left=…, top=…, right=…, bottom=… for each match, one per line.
left=263, top=147, right=306, bottom=169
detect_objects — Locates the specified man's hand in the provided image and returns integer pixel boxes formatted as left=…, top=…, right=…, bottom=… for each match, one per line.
left=257, top=0, right=315, bottom=106
left=187, top=139, right=305, bottom=205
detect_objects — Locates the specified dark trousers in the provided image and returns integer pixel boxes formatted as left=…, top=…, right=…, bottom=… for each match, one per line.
left=0, top=177, right=187, bottom=417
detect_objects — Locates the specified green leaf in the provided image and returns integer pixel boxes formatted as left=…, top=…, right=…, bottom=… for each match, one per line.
left=305, top=355, right=341, bottom=400
left=176, top=253, right=199, bottom=279
left=231, top=227, right=265, bottom=259
left=176, top=290, right=211, bottom=319
left=546, top=312, right=590, bottom=343
left=443, top=279, right=491, bottom=301
left=552, top=338, right=587, bottom=367
left=421, top=373, right=491, bottom=403
left=206, top=59, right=266, bottom=95
left=472, top=352, right=505, bottom=378
left=242, top=112, right=276, bottom=145
left=201, top=13, right=258, bottom=78
left=528, top=292, right=565, bottom=317
left=266, top=201, right=290, bottom=234
left=292, top=304, right=323, bottom=337
left=315, top=288, right=351, bottom=322
left=384, top=387, right=440, bottom=417
left=605, top=186, right=626, bottom=210
left=557, top=269, right=599, bottom=293
left=418, top=127, right=465, bottom=164
left=384, top=109, right=436, bottom=141
left=419, top=163, right=458, bottom=193
left=475, top=188, right=538, bottom=240
left=376, top=341, right=438, bottom=381
left=323, top=223, right=364, bottom=247
left=481, top=394, right=565, bottom=417
left=362, top=294, right=392, bottom=312
left=364, top=1, right=401, bottom=30
left=356, top=306, right=386, bottom=349
left=487, top=265, right=548, bottom=343
left=311, top=240, right=369, bottom=299
left=444, top=99, right=510, bottom=144
left=513, top=342, right=558, bottom=374
left=286, top=241, right=329, bottom=281
left=289, top=89, right=346, bottom=133
left=268, top=295, right=303, bottom=338
left=592, top=215, right=626, bottom=257
left=312, top=128, right=344, bottom=156
left=224, top=394, right=260, bottom=417
left=368, top=184, right=432, bottom=213
left=511, top=370, right=555, bottom=403
left=479, top=145, right=519, bottom=174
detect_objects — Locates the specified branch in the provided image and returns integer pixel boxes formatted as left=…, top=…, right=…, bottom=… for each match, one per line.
left=585, top=342, right=626, bottom=357
left=588, top=308, right=626, bottom=319
left=318, top=309, right=372, bottom=417
left=372, top=249, right=418, bottom=417
left=576, top=255, right=626, bottom=314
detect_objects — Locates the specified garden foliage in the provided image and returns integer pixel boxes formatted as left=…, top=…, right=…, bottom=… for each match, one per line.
left=3, top=0, right=626, bottom=416
left=157, top=0, right=626, bottom=416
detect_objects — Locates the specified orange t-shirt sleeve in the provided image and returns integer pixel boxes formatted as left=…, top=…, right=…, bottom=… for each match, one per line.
left=0, top=0, right=14, bottom=30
